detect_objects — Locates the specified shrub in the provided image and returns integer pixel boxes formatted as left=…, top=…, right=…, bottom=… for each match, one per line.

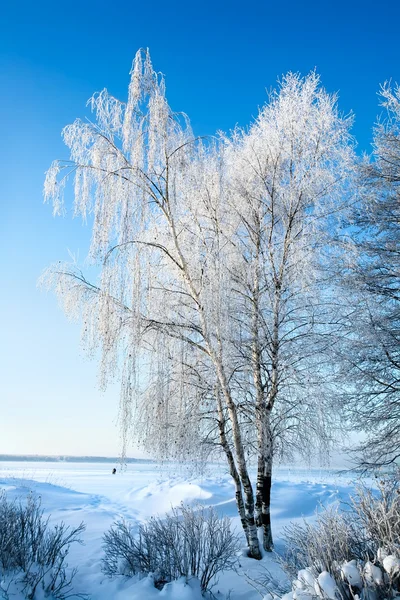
left=102, top=503, right=240, bottom=593
left=278, top=472, right=400, bottom=600
left=280, top=506, right=371, bottom=579
left=352, top=475, right=400, bottom=557
left=0, top=491, right=86, bottom=600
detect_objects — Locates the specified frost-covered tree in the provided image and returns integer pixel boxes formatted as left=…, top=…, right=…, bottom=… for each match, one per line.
left=42, top=50, right=354, bottom=556
left=216, top=73, right=355, bottom=550
left=342, top=83, right=400, bottom=470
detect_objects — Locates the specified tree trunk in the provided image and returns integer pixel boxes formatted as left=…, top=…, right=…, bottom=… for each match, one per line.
left=251, top=221, right=273, bottom=552
left=217, top=409, right=261, bottom=557
left=256, top=452, right=273, bottom=551
left=214, top=362, right=262, bottom=559
left=255, top=281, right=279, bottom=551
left=255, top=408, right=274, bottom=551
left=243, top=488, right=262, bottom=559
left=216, top=392, right=250, bottom=546
left=255, top=454, right=264, bottom=527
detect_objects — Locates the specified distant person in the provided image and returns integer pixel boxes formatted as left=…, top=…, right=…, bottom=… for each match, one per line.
left=112, top=468, right=116, bottom=475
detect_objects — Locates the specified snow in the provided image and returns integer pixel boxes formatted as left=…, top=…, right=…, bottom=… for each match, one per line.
left=0, top=461, right=357, bottom=600
left=315, top=571, right=338, bottom=599
left=297, top=568, right=316, bottom=589
left=281, top=593, right=294, bottom=600
left=364, top=562, right=383, bottom=586
left=382, top=555, right=400, bottom=576
left=377, top=547, right=389, bottom=562
left=160, top=578, right=203, bottom=599
left=293, top=592, right=315, bottom=600
left=341, top=560, right=362, bottom=588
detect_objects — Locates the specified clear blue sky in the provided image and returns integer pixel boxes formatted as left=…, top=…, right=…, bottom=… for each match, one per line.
left=1, top=0, right=399, bottom=457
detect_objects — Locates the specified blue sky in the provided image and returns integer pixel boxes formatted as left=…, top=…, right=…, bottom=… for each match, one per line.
left=1, top=0, right=399, bottom=457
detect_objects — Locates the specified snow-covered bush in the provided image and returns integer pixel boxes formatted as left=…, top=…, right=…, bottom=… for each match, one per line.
left=352, top=476, right=400, bottom=558
left=0, top=491, right=85, bottom=599
left=280, top=506, right=370, bottom=578
left=279, top=474, right=400, bottom=600
left=102, top=503, right=239, bottom=593
left=279, top=558, right=399, bottom=600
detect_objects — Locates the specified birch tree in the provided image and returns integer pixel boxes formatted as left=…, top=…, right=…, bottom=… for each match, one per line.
left=217, top=73, right=355, bottom=549
left=42, top=51, right=354, bottom=555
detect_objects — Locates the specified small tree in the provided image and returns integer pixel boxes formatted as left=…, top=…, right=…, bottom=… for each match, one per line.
left=42, top=51, right=354, bottom=555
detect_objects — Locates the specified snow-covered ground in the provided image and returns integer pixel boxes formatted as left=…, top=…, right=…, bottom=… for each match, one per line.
left=0, top=461, right=360, bottom=599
